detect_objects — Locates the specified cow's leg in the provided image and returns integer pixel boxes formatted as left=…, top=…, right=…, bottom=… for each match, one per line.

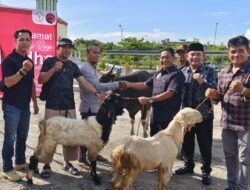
left=141, top=105, right=149, bottom=137
left=130, top=119, right=135, bottom=135
left=129, top=113, right=135, bottom=135
left=141, top=119, right=148, bottom=138
left=146, top=109, right=151, bottom=130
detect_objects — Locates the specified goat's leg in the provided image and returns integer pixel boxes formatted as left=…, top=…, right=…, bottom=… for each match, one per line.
left=90, top=160, right=101, bottom=185
left=26, top=155, right=39, bottom=185
left=157, top=166, right=168, bottom=190
left=122, top=169, right=140, bottom=190
left=141, top=119, right=148, bottom=138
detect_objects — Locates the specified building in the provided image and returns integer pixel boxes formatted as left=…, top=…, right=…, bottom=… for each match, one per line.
left=36, top=0, right=57, bottom=11
left=36, top=0, right=68, bottom=39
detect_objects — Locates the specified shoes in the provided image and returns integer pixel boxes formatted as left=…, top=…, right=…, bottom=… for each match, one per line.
left=14, top=162, right=28, bottom=171
left=202, top=173, right=211, bottom=185
left=97, top=154, right=108, bottom=162
left=40, top=164, right=51, bottom=178
left=1, top=170, right=22, bottom=182
left=63, top=163, right=79, bottom=175
left=175, top=166, right=194, bottom=175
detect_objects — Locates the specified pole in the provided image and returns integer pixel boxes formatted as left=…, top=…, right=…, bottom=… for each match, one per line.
left=214, top=22, right=219, bottom=46
left=118, top=24, right=123, bottom=41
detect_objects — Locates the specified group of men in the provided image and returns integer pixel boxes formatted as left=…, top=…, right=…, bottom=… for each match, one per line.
left=1, top=28, right=249, bottom=190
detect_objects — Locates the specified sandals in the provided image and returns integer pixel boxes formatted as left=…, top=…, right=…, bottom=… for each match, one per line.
left=63, top=163, right=79, bottom=175
left=40, top=165, right=51, bottom=178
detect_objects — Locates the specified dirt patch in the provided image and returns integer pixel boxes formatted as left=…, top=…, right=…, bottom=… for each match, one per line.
left=0, top=92, right=227, bottom=190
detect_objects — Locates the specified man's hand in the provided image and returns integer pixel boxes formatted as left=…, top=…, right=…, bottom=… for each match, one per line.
left=53, top=61, right=63, bottom=72
left=205, top=88, right=219, bottom=100
left=23, top=60, right=33, bottom=72
left=138, top=96, right=149, bottom=105
left=33, top=103, right=39, bottom=114
left=193, top=73, right=206, bottom=84
left=96, top=92, right=106, bottom=103
left=229, top=80, right=244, bottom=93
left=119, top=81, right=128, bottom=90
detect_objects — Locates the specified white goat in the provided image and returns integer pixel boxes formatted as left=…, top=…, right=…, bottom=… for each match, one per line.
left=110, top=107, right=203, bottom=190
left=27, top=94, right=125, bottom=185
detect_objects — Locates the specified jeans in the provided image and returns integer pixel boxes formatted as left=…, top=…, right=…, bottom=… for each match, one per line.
left=2, top=103, right=30, bottom=172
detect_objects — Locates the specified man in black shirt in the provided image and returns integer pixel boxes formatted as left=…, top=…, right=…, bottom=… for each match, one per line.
left=126, top=48, right=185, bottom=136
left=1, top=29, right=39, bottom=182
left=38, top=38, right=104, bottom=178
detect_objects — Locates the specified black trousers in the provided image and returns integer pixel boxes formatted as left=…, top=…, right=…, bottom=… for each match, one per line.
left=182, top=114, right=213, bottom=174
left=78, top=109, right=97, bottom=163
left=150, top=119, right=170, bottom=136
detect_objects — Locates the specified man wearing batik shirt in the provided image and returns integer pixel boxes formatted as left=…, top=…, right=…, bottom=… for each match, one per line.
left=175, top=43, right=218, bottom=186
left=206, top=36, right=250, bottom=190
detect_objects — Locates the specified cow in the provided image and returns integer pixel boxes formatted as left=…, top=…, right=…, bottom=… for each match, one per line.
left=99, top=67, right=154, bottom=137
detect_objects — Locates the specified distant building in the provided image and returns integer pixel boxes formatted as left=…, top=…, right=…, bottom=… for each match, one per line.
left=36, top=0, right=67, bottom=39
left=36, top=0, right=57, bottom=11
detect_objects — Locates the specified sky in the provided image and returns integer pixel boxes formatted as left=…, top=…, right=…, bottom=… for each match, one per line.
left=2, top=0, right=250, bottom=45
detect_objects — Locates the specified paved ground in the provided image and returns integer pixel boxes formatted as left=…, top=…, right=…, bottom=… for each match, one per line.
left=0, top=92, right=227, bottom=190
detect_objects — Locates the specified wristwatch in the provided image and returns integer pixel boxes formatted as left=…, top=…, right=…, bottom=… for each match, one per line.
left=148, top=97, right=154, bottom=104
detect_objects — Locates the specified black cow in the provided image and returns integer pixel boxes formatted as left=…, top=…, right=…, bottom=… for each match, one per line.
left=100, top=68, right=154, bottom=137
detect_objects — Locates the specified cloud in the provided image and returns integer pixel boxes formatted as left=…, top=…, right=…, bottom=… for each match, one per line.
left=245, top=29, right=250, bottom=39
left=211, top=11, right=230, bottom=17
left=70, top=30, right=180, bottom=43
left=153, top=28, right=161, bottom=33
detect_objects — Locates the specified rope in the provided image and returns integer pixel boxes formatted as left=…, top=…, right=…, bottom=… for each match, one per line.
left=122, top=97, right=139, bottom=100
left=194, top=97, right=209, bottom=110
left=194, top=97, right=214, bottom=113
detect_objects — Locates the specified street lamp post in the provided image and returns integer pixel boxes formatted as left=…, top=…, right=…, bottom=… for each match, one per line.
left=213, top=22, right=219, bottom=46
left=118, top=24, right=123, bottom=41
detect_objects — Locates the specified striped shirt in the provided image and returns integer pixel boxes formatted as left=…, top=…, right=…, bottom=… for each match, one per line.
left=79, top=61, right=119, bottom=113
left=217, top=61, right=250, bottom=131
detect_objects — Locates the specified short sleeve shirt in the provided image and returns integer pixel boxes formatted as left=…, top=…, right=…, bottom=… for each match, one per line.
left=2, top=49, right=34, bottom=109
left=145, top=65, right=185, bottom=122
left=41, top=56, right=82, bottom=110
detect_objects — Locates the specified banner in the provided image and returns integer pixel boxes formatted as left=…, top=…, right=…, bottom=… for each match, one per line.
left=0, top=7, right=57, bottom=96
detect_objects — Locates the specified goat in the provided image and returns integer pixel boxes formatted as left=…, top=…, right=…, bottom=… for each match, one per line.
left=27, top=93, right=125, bottom=185
left=110, top=107, right=203, bottom=190
left=100, top=68, right=154, bottom=137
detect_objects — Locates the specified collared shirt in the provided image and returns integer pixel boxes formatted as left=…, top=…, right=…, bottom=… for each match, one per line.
left=181, top=64, right=217, bottom=119
left=79, top=61, right=119, bottom=113
left=2, top=49, right=34, bottom=109
left=40, top=56, right=82, bottom=110
left=218, top=61, right=250, bottom=131
left=145, top=65, right=185, bottom=122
